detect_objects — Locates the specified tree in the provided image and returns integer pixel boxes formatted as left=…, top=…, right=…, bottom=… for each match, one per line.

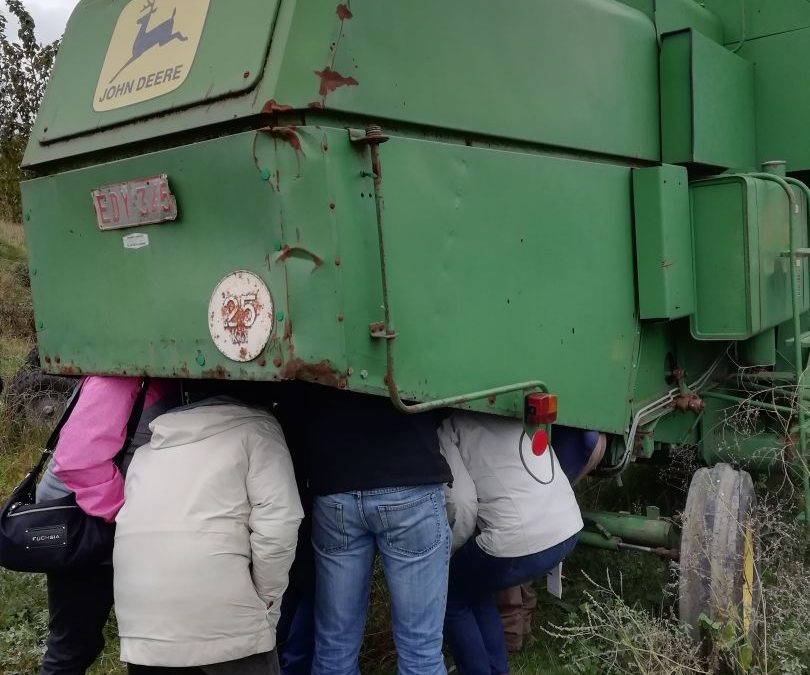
left=0, top=0, right=59, bottom=222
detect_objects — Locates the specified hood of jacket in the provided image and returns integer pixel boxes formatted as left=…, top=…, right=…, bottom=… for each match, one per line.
left=149, top=397, right=273, bottom=450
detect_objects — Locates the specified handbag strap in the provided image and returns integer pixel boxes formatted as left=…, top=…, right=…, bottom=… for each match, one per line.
left=113, top=378, right=150, bottom=466
left=30, top=377, right=150, bottom=481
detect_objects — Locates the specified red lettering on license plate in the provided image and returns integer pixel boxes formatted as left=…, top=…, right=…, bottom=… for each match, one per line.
left=91, top=175, right=178, bottom=231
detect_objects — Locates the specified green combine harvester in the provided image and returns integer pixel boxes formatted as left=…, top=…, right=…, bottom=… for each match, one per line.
left=19, top=0, right=810, bottom=649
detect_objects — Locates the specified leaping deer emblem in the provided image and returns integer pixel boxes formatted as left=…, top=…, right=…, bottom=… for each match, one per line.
left=109, top=0, right=188, bottom=83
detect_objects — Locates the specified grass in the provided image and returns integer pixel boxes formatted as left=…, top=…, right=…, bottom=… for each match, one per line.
left=0, top=221, right=54, bottom=675
left=0, top=218, right=807, bottom=674
left=0, top=220, right=35, bottom=352
left=0, top=220, right=26, bottom=252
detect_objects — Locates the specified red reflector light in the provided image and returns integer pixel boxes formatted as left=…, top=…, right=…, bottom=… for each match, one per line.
left=524, top=393, right=558, bottom=425
left=532, top=429, right=548, bottom=456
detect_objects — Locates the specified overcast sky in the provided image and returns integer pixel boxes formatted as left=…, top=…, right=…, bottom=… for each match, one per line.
left=4, top=0, right=79, bottom=44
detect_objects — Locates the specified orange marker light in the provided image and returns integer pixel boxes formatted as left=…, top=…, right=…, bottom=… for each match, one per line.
left=524, top=393, right=558, bottom=425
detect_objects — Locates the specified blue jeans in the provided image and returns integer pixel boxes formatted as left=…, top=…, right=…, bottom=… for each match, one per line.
left=311, top=485, right=451, bottom=675
left=444, top=534, right=579, bottom=675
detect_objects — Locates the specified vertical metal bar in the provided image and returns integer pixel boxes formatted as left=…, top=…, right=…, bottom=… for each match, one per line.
left=359, top=125, right=549, bottom=413
left=783, top=176, right=810, bottom=527
left=367, top=132, right=395, bottom=343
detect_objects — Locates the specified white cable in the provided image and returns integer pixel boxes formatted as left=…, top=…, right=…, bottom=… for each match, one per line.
left=618, top=351, right=726, bottom=473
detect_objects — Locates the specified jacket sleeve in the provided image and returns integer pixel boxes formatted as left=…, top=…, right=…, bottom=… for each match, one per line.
left=52, top=376, right=144, bottom=522
left=437, top=416, right=478, bottom=553
left=246, top=418, right=305, bottom=613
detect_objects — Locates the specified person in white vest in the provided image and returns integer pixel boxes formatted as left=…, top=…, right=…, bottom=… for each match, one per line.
left=113, top=397, right=304, bottom=675
left=439, top=411, right=583, bottom=675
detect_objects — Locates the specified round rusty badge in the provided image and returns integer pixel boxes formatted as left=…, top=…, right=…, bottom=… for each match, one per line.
left=208, top=270, right=275, bottom=362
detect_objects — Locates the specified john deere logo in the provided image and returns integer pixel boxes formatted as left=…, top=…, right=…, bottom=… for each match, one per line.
left=94, top=0, right=209, bottom=112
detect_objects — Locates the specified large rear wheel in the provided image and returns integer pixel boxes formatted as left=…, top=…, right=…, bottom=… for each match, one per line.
left=679, top=464, right=759, bottom=657
left=5, top=351, right=77, bottom=428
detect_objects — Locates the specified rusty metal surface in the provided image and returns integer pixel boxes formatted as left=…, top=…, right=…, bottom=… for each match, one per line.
left=674, top=393, right=705, bottom=414
left=279, top=358, right=348, bottom=388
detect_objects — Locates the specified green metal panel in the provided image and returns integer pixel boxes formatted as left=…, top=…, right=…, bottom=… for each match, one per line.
left=272, top=0, right=660, bottom=162
left=37, top=0, right=280, bottom=143
left=690, top=175, right=804, bottom=340
left=690, top=176, right=760, bottom=339
left=615, top=0, right=653, bottom=19
left=702, top=0, right=810, bottom=44
left=24, top=0, right=661, bottom=168
left=739, top=329, right=777, bottom=367
left=629, top=323, right=673, bottom=409
left=23, top=126, right=642, bottom=433
left=632, top=164, right=694, bottom=320
left=654, top=0, right=723, bottom=42
left=652, top=407, right=699, bottom=445
left=733, top=29, right=810, bottom=171
left=366, top=135, right=639, bottom=432
left=23, top=132, right=291, bottom=379
left=660, top=29, right=755, bottom=170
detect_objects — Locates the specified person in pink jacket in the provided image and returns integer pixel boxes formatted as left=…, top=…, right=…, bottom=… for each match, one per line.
left=36, top=375, right=181, bottom=675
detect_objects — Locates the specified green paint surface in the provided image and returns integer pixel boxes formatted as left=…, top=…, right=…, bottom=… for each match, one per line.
left=24, top=126, right=642, bottom=432
left=660, top=29, right=755, bottom=170
left=18, top=0, right=810, bottom=450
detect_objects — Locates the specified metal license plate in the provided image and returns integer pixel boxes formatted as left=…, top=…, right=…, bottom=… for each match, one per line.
left=91, top=174, right=177, bottom=231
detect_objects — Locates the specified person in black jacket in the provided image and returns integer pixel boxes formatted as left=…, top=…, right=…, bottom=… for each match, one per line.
left=278, top=382, right=452, bottom=675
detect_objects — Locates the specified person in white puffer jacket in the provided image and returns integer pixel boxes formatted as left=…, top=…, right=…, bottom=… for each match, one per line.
left=113, top=398, right=304, bottom=675
left=439, top=411, right=583, bottom=675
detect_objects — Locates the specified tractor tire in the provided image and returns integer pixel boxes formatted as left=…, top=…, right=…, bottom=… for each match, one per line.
left=23, top=346, right=41, bottom=370
left=5, top=369, right=77, bottom=429
left=679, top=464, right=760, bottom=651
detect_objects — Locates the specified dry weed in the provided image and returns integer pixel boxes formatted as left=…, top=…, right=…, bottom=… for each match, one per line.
left=0, top=220, right=26, bottom=250
left=543, top=485, right=808, bottom=674
left=0, top=264, right=35, bottom=340
left=547, top=570, right=707, bottom=675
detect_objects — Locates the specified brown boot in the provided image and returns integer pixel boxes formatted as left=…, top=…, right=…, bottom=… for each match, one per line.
left=520, top=582, right=538, bottom=640
left=496, top=586, right=525, bottom=652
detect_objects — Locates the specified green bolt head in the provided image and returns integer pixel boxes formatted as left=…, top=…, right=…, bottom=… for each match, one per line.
left=196, top=353, right=206, bottom=367
left=276, top=310, right=285, bottom=322
left=260, top=168, right=271, bottom=181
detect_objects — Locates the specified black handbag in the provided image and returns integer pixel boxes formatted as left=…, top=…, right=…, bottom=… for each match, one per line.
left=0, top=378, right=148, bottom=573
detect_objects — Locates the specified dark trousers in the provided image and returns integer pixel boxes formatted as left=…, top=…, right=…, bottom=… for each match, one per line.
left=40, top=565, right=114, bottom=675
left=444, top=534, right=579, bottom=675
left=276, top=588, right=315, bottom=675
left=127, top=650, right=281, bottom=675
